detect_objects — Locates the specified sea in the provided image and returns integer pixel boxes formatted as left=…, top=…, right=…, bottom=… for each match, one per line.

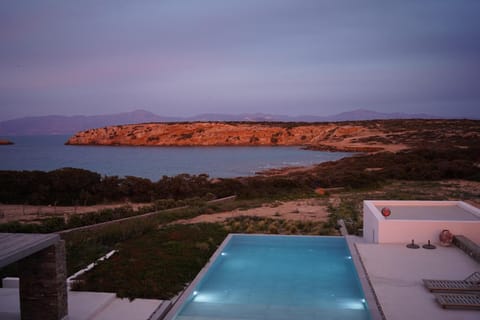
left=0, top=135, right=353, bottom=181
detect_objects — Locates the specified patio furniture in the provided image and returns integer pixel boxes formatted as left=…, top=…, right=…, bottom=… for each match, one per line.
left=434, top=293, right=480, bottom=310
left=423, top=272, right=480, bottom=292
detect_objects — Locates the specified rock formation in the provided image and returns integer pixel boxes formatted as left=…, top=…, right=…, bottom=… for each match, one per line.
left=65, top=122, right=404, bottom=152
left=0, top=139, right=13, bottom=145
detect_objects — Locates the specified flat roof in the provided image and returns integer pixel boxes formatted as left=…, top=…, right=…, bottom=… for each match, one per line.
left=356, top=242, right=479, bottom=320
left=0, top=233, right=60, bottom=268
left=374, top=204, right=479, bottom=221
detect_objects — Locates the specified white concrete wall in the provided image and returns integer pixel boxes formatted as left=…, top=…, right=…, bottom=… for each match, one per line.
left=2, top=277, right=19, bottom=288
left=363, top=201, right=379, bottom=243
left=363, top=200, right=480, bottom=245
left=377, top=220, right=480, bottom=244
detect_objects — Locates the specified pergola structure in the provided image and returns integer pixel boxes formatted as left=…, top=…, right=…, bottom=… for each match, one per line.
left=0, top=233, right=68, bottom=320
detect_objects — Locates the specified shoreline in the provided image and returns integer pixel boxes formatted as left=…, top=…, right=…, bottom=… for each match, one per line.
left=0, top=145, right=353, bottom=179
left=65, top=142, right=396, bottom=153
left=255, top=164, right=318, bottom=177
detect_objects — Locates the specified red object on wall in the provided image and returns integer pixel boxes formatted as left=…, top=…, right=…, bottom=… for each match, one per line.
left=381, top=207, right=391, bottom=217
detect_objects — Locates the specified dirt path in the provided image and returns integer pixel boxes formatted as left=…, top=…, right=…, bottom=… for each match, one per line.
left=175, top=199, right=330, bottom=224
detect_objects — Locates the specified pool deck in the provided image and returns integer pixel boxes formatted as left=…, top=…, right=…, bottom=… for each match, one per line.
left=356, top=241, right=479, bottom=320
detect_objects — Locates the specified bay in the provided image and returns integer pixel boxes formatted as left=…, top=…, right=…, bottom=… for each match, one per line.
left=0, top=135, right=353, bottom=181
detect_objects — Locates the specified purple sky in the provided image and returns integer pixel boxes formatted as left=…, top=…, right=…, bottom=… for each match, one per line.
left=1, top=0, right=479, bottom=121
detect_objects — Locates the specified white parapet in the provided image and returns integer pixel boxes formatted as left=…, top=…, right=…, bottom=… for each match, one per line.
left=363, top=200, right=480, bottom=244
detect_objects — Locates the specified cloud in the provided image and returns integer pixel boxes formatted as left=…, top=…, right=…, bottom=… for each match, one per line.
left=0, top=0, right=479, bottom=119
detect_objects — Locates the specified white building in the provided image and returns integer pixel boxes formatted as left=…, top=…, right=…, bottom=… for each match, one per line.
left=363, top=200, right=480, bottom=244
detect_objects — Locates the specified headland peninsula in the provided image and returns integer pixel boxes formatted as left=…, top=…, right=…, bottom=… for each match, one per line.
left=0, top=139, right=13, bottom=145
left=65, top=119, right=478, bottom=154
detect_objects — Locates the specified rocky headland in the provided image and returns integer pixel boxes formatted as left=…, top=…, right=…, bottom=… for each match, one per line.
left=65, top=121, right=400, bottom=152
left=0, top=139, right=13, bottom=145
left=65, top=119, right=479, bottom=153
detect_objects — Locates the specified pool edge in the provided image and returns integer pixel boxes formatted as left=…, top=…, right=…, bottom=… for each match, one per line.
left=163, top=234, right=234, bottom=320
left=346, top=235, right=386, bottom=320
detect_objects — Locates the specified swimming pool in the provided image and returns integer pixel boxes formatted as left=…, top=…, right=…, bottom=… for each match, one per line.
left=165, top=234, right=372, bottom=320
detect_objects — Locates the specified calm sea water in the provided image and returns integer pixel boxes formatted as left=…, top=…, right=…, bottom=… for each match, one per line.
left=0, top=135, right=352, bottom=181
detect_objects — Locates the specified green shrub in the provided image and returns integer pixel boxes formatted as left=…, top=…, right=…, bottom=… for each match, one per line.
left=70, top=223, right=227, bottom=299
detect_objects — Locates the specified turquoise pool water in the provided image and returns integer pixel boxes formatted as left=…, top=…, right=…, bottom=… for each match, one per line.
left=167, top=235, right=372, bottom=320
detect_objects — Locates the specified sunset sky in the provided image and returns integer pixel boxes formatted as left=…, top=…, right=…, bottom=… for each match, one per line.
left=1, top=0, right=479, bottom=121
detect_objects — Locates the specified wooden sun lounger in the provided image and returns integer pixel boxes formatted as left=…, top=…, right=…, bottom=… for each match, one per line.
left=434, top=293, right=480, bottom=310
left=423, top=272, right=480, bottom=292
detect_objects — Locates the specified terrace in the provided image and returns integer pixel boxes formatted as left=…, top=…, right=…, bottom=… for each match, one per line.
left=356, top=241, right=479, bottom=320
left=356, top=200, right=480, bottom=319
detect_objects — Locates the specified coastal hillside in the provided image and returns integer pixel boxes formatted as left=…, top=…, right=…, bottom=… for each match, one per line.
left=65, top=122, right=392, bottom=152
left=65, top=120, right=480, bottom=152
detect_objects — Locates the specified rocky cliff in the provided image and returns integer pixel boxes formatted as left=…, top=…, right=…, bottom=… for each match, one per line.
left=65, top=122, right=407, bottom=152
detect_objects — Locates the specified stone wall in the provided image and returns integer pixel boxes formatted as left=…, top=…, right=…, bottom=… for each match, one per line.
left=453, top=235, right=480, bottom=263
left=19, top=241, right=68, bottom=320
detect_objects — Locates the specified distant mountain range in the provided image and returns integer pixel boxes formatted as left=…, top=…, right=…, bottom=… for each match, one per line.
left=0, top=109, right=441, bottom=136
